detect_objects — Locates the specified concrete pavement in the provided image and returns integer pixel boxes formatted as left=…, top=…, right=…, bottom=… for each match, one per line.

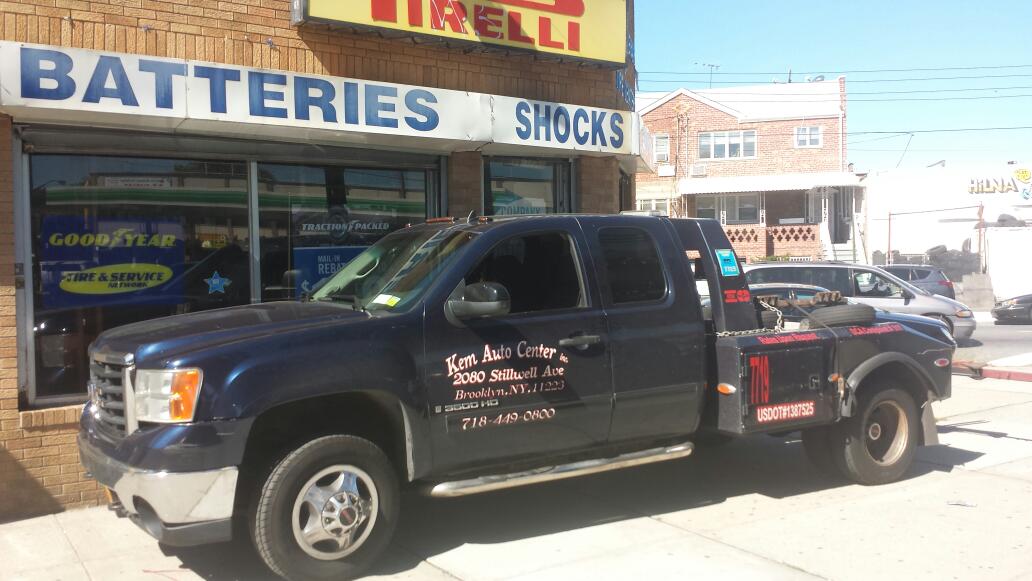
left=3, top=375, right=1032, bottom=581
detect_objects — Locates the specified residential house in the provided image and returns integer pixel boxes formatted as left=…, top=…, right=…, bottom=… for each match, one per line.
left=635, top=79, right=863, bottom=262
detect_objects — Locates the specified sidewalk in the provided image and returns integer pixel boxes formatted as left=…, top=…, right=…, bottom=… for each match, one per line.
left=3, top=375, right=1032, bottom=581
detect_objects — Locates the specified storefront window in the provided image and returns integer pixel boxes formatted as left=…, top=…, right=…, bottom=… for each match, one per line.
left=30, top=155, right=251, bottom=401
left=484, top=159, right=571, bottom=216
left=257, top=164, right=431, bottom=300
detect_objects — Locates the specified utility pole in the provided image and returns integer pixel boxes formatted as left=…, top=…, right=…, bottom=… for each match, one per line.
left=694, top=62, right=720, bottom=88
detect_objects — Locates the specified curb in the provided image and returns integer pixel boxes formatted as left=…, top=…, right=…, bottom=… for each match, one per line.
left=952, top=360, right=1032, bottom=382
left=981, top=367, right=1032, bottom=382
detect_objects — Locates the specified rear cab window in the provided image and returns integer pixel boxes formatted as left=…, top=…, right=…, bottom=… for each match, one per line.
left=597, top=227, right=668, bottom=305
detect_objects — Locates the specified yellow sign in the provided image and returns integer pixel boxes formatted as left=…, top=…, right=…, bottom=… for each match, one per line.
left=60, top=263, right=174, bottom=295
left=295, top=0, right=628, bottom=65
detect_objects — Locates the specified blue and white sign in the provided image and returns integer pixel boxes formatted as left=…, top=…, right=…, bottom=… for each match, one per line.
left=291, top=246, right=366, bottom=295
left=715, top=249, right=741, bottom=277
left=0, top=41, right=640, bottom=158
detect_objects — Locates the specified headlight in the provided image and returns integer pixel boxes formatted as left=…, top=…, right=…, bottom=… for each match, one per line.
left=1003, top=299, right=1017, bottom=306
left=955, top=309, right=973, bottom=318
left=134, top=368, right=203, bottom=423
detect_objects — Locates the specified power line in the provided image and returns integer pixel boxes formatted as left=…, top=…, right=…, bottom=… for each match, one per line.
left=848, top=134, right=912, bottom=144
left=635, top=123, right=1032, bottom=138
left=638, top=73, right=1032, bottom=85
left=652, top=94, right=1032, bottom=103
left=639, top=85, right=1032, bottom=97
left=638, top=64, right=1032, bottom=76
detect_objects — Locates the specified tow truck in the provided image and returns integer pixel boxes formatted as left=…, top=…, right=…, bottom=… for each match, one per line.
left=79, top=215, right=953, bottom=581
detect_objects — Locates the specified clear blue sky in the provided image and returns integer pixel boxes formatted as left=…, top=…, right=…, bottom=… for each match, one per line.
left=634, top=0, right=1032, bottom=171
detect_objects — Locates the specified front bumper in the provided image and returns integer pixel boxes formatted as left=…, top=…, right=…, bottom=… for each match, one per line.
left=992, top=306, right=1028, bottom=320
left=78, top=434, right=237, bottom=546
left=951, top=316, right=977, bottom=340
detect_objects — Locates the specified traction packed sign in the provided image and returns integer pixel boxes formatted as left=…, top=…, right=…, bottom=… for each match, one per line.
left=294, top=0, right=628, bottom=65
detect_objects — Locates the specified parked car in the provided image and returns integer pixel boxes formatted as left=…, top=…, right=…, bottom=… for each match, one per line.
left=992, top=294, right=1032, bottom=324
left=750, top=283, right=954, bottom=342
left=744, top=262, right=976, bottom=340
left=880, top=265, right=956, bottom=299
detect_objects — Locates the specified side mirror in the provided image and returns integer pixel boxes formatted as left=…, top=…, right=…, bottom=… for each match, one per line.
left=903, top=289, right=915, bottom=301
left=447, top=282, right=511, bottom=321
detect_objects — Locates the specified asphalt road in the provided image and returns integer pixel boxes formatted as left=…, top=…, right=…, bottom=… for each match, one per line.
left=957, top=318, right=1032, bottom=364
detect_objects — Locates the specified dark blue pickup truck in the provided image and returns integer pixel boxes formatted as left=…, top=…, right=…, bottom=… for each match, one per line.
left=78, top=215, right=953, bottom=581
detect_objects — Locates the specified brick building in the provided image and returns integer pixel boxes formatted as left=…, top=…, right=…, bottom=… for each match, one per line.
left=635, top=79, right=863, bottom=262
left=0, top=0, right=645, bottom=521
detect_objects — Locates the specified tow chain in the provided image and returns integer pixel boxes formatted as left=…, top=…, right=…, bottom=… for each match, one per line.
left=715, top=300, right=784, bottom=338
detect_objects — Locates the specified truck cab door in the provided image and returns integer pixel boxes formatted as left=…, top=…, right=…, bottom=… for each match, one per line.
left=424, top=221, right=612, bottom=475
left=579, top=217, right=707, bottom=443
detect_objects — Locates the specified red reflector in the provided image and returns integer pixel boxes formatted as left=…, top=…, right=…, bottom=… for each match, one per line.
left=940, top=281, right=954, bottom=288
left=934, top=358, right=950, bottom=368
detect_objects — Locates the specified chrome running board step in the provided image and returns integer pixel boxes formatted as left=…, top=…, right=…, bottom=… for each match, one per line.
left=428, top=441, right=694, bottom=498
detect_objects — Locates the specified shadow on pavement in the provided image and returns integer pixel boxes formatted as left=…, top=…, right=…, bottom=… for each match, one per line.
left=165, top=432, right=982, bottom=580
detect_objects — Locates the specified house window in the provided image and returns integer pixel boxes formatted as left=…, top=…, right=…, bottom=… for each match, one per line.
left=696, top=196, right=717, bottom=220
left=654, top=133, right=670, bottom=163
left=695, top=195, right=758, bottom=223
left=636, top=199, right=670, bottom=214
left=795, top=126, right=822, bottom=148
left=728, top=193, right=760, bottom=223
left=698, top=131, right=757, bottom=160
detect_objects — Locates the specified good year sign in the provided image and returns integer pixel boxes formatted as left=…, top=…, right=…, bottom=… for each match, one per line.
left=0, top=41, right=633, bottom=155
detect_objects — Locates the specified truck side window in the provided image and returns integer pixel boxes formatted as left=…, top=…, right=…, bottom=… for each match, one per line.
left=466, top=232, right=584, bottom=314
left=598, top=227, right=667, bottom=304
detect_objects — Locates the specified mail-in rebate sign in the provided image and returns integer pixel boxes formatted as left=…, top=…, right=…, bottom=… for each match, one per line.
left=294, top=0, right=628, bottom=66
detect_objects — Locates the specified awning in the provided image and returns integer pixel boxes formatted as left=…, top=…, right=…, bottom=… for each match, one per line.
left=677, top=172, right=862, bottom=195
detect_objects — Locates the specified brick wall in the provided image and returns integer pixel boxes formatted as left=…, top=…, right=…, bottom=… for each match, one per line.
left=0, top=0, right=628, bottom=112
left=577, top=156, right=620, bottom=214
left=0, top=114, right=104, bottom=523
left=448, top=151, right=483, bottom=217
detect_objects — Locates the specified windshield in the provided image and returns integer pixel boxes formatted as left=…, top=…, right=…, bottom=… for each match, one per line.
left=311, top=226, right=477, bottom=312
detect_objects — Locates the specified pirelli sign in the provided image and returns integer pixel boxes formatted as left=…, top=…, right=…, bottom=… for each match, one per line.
left=292, top=0, right=628, bottom=66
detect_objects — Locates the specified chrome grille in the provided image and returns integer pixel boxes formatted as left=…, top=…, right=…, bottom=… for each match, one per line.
left=89, top=353, right=133, bottom=439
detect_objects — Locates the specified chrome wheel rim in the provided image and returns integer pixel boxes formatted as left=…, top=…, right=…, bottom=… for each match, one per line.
left=865, top=401, right=909, bottom=466
left=291, top=465, right=379, bottom=560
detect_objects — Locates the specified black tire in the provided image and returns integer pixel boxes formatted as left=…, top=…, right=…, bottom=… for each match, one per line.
left=829, top=387, right=919, bottom=485
left=252, top=435, right=400, bottom=581
left=801, top=427, right=840, bottom=476
left=806, top=304, right=877, bottom=328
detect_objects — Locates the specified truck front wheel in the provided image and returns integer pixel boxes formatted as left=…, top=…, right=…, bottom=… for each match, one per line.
left=831, top=387, right=919, bottom=485
left=251, top=435, right=400, bottom=581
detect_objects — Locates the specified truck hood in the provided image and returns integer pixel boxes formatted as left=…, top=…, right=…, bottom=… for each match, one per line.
left=92, top=301, right=370, bottom=365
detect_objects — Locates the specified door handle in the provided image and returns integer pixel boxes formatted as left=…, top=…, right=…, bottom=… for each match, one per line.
left=559, top=334, right=602, bottom=350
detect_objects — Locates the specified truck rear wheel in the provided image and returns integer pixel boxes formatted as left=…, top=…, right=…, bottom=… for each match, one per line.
left=830, top=387, right=919, bottom=485
left=251, top=435, right=400, bottom=581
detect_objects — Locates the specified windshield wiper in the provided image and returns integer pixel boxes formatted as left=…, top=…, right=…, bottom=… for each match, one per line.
left=318, top=293, right=367, bottom=312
